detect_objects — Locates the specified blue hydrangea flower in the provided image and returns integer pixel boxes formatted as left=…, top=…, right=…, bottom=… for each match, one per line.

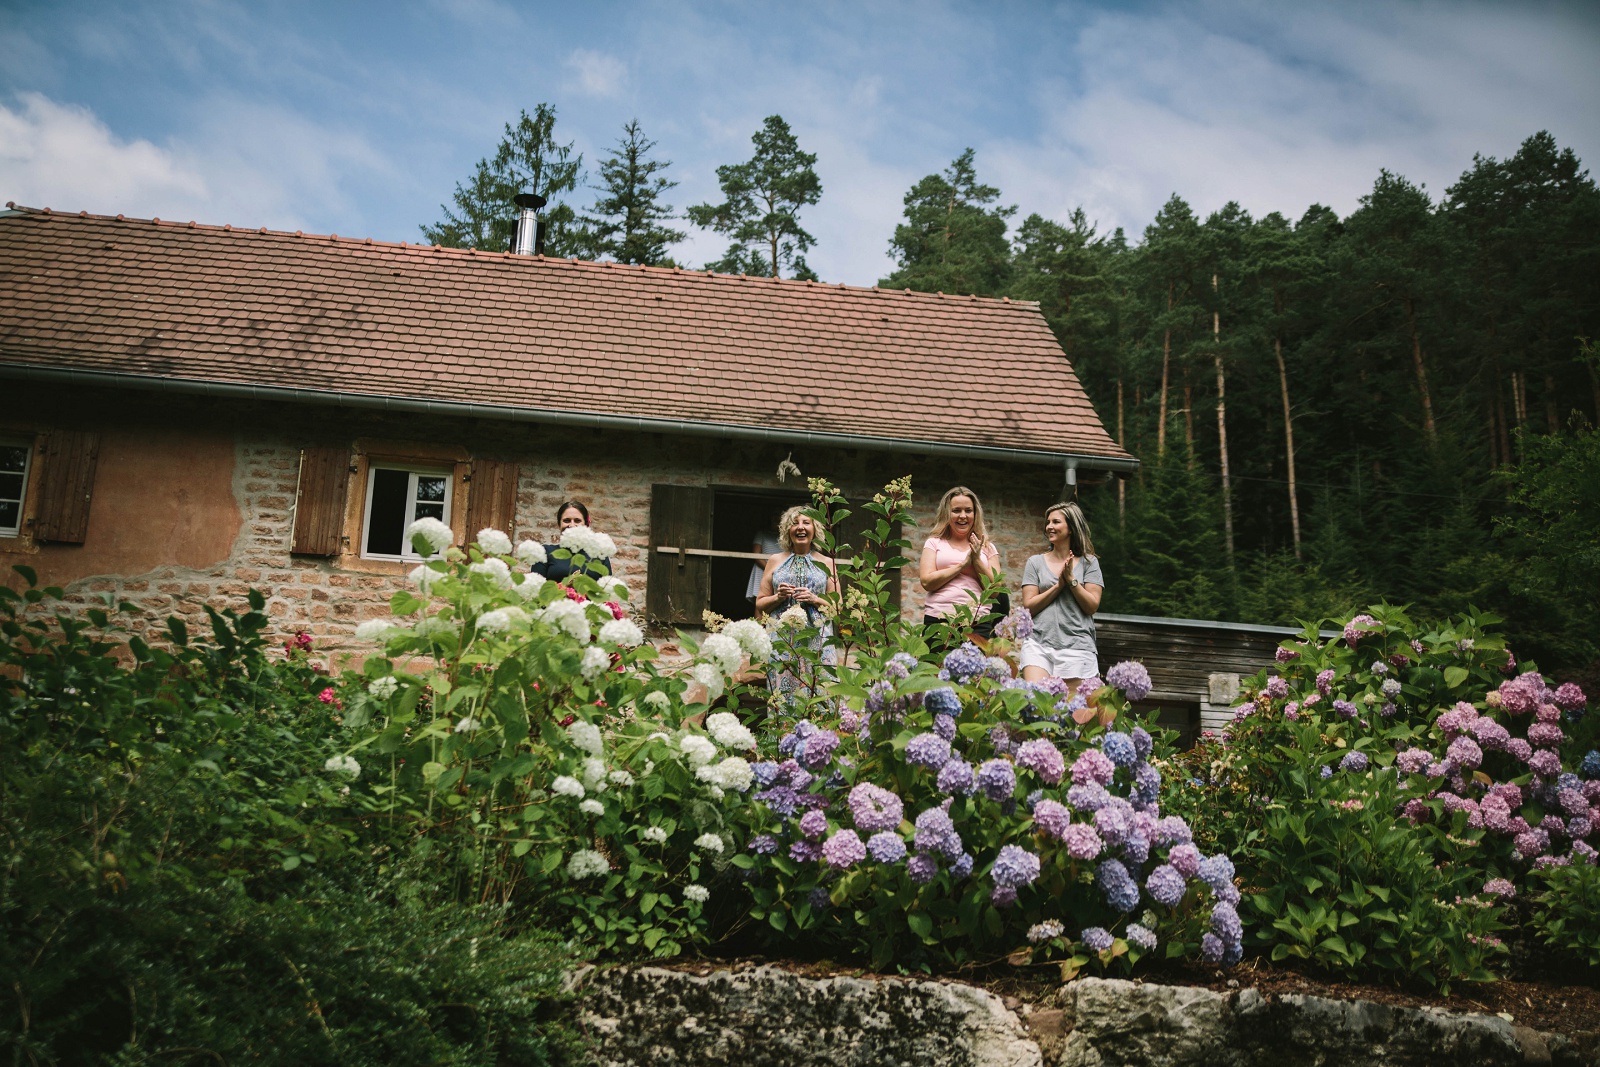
left=933, top=713, right=957, bottom=740
left=1145, top=863, right=1186, bottom=906
left=807, top=886, right=831, bottom=910
left=905, top=732, right=953, bottom=769
left=748, top=834, right=778, bottom=855
left=1066, top=782, right=1111, bottom=813
left=913, top=806, right=963, bottom=859
left=884, top=651, right=918, bottom=680
left=1131, top=726, right=1153, bottom=761
left=866, top=831, right=907, bottom=864
left=1319, top=765, right=1333, bottom=780
left=1081, top=926, right=1114, bottom=953
left=924, top=687, right=961, bottom=717
left=1210, top=901, right=1243, bottom=946
left=1101, top=731, right=1137, bottom=768
left=864, top=679, right=894, bottom=713
left=991, top=844, right=1042, bottom=888
left=1126, top=924, right=1158, bottom=951
left=1198, top=854, right=1235, bottom=893
left=1097, top=858, right=1141, bottom=912
left=1200, top=932, right=1224, bottom=963
left=991, top=884, right=1018, bottom=907
left=976, top=759, right=1017, bottom=802
left=1339, top=750, right=1370, bottom=773
left=951, top=852, right=974, bottom=879
left=1122, top=833, right=1151, bottom=865
left=1581, top=750, right=1600, bottom=780
left=751, top=761, right=781, bottom=789
left=1133, top=763, right=1161, bottom=808
left=941, top=642, right=987, bottom=683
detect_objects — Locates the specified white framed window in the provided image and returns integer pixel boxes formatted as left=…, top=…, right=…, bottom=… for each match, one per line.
left=0, top=440, right=30, bottom=538
left=361, top=465, right=452, bottom=560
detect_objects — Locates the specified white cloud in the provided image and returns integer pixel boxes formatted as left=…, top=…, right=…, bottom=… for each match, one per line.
left=0, top=92, right=208, bottom=214
left=566, top=49, right=627, bottom=98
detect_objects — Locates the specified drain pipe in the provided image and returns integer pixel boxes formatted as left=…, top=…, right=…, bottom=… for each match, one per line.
left=1063, top=459, right=1079, bottom=501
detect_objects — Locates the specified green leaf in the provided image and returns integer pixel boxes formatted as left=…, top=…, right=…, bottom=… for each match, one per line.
left=1443, top=666, right=1469, bottom=688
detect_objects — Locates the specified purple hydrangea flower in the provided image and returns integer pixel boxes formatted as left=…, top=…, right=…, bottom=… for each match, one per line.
left=1447, top=736, right=1483, bottom=770
left=1319, top=765, right=1333, bottom=780
left=749, top=834, right=778, bottom=855
left=757, top=785, right=803, bottom=817
left=1033, top=798, right=1072, bottom=839
left=1198, top=854, right=1235, bottom=893
left=1062, top=823, right=1104, bottom=860
left=866, top=831, right=907, bottom=864
left=1169, top=842, right=1202, bottom=877
left=1146, top=863, right=1186, bottom=906
left=1200, top=933, right=1224, bottom=963
left=1097, top=858, right=1141, bottom=912
left=790, top=840, right=821, bottom=863
left=1343, top=614, right=1376, bottom=644
left=1211, top=901, right=1243, bottom=946
left=1106, top=661, right=1153, bottom=701
left=1554, top=682, right=1588, bottom=710
left=907, top=852, right=939, bottom=884
left=884, top=651, right=918, bottom=680
left=1529, top=749, right=1562, bottom=777
left=1529, top=723, right=1566, bottom=748
left=1072, top=749, right=1116, bottom=787
left=913, top=806, right=964, bottom=859
left=864, top=679, right=894, bottom=713
left=905, top=732, right=953, bottom=769
left=992, top=844, right=1042, bottom=888
left=1154, top=816, right=1193, bottom=846
left=1133, top=763, right=1162, bottom=809
left=933, top=713, right=957, bottom=740
left=821, top=829, right=867, bottom=869
left=993, top=606, right=1034, bottom=641
left=799, top=809, right=829, bottom=840
left=1015, top=738, right=1066, bottom=785
left=1081, top=927, right=1114, bottom=953
left=1316, top=668, right=1336, bottom=694
left=1382, top=678, right=1403, bottom=698
left=1265, top=676, right=1289, bottom=700
left=1101, top=731, right=1137, bottom=769
left=980, top=657, right=1011, bottom=683
left=924, top=686, right=961, bottom=716
left=1332, top=700, right=1359, bottom=720
left=936, top=758, right=976, bottom=796
left=797, top=728, right=840, bottom=769
left=1132, top=726, right=1154, bottom=761
left=1066, top=782, right=1111, bottom=813
left=1275, top=645, right=1301, bottom=663
left=1094, top=798, right=1135, bottom=846
left=951, top=852, right=974, bottom=878
left=991, top=885, right=1018, bottom=907
left=1126, top=924, right=1158, bottom=951
left=1339, top=750, right=1370, bottom=773
left=752, top=761, right=782, bottom=789
left=847, top=783, right=905, bottom=833
left=941, top=642, right=987, bottom=683
left=977, top=759, right=1017, bottom=802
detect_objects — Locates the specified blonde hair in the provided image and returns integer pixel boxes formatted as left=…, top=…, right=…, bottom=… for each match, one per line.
left=932, top=486, right=989, bottom=543
left=1046, top=501, right=1096, bottom=558
left=777, top=505, right=818, bottom=553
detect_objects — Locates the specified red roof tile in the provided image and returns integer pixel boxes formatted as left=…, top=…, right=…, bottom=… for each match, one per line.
left=0, top=206, right=1131, bottom=466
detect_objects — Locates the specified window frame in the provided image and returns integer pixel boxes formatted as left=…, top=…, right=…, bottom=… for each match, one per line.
left=359, top=462, right=455, bottom=562
left=0, top=437, right=32, bottom=539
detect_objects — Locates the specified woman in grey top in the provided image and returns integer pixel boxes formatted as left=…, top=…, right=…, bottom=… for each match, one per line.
left=1018, top=502, right=1104, bottom=694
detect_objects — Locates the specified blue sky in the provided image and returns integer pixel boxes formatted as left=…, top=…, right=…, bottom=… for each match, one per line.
left=2, top=0, right=1597, bottom=285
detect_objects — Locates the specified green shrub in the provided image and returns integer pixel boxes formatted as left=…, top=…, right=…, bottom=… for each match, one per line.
left=1527, top=861, right=1600, bottom=968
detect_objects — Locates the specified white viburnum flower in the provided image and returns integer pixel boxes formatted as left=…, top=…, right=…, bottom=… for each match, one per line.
left=540, top=599, right=590, bottom=642
left=566, top=849, right=609, bottom=879
left=692, top=833, right=724, bottom=854
left=690, top=661, right=724, bottom=700
left=559, top=525, right=615, bottom=561
left=705, top=712, right=756, bottom=751
left=515, top=539, right=548, bottom=565
left=679, top=734, right=717, bottom=768
left=722, top=618, right=773, bottom=663
left=475, top=606, right=527, bottom=634
left=642, top=825, right=668, bottom=844
left=581, top=757, right=606, bottom=789
left=476, top=528, right=514, bottom=556
left=367, top=676, right=399, bottom=699
left=643, top=692, right=671, bottom=714
left=414, top=616, right=453, bottom=638
left=515, top=572, right=547, bottom=600
left=469, top=557, right=514, bottom=590
left=409, top=563, right=442, bottom=594
left=700, top=633, right=743, bottom=676
left=454, top=716, right=481, bottom=734
left=608, top=769, right=634, bottom=788
left=696, top=755, right=754, bottom=793
left=323, top=755, right=361, bottom=778
left=580, top=646, right=611, bottom=679
left=567, top=720, right=604, bottom=756
left=353, top=618, right=396, bottom=642
left=683, top=884, right=710, bottom=903
left=597, top=574, right=629, bottom=598
left=599, top=618, right=644, bottom=648
left=579, top=798, right=604, bottom=816
left=406, top=516, right=453, bottom=556
left=551, top=775, right=585, bottom=799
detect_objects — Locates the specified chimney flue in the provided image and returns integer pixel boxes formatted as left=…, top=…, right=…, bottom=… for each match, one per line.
left=512, top=192, right=547, bottom=255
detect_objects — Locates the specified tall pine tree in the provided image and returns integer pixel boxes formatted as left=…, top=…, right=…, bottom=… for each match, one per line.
left=881, top=149, right=1015, bottom=296
left=687, top=115, right=821, bottom=279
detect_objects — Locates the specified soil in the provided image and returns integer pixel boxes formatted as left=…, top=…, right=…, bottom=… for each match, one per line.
left=675, top=952, right=1600, bottom=1039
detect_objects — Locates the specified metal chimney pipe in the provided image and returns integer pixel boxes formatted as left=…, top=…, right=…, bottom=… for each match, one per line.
left=512, top=192, right=547, bottom=255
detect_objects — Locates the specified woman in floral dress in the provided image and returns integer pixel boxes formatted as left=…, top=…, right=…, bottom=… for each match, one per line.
left=753, top=506, right=839, bottom=706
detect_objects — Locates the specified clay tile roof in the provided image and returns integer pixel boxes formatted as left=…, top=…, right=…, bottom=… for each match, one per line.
left=0, top=205, right=1131, bottom=466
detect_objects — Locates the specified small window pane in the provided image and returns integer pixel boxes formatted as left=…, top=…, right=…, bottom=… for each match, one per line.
left=416, top=476, right=447, bottom=502
left=365, top=468, right=410, bottom=556
left=0, top=501, right=17, bottom=531
left=0, top=446, right=26, bottom=473
left=0, top=473, right=20, bottom=499
left=415, top=502, right=444, bottom=521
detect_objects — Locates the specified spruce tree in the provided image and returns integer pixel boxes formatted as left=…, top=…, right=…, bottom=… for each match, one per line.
left=880, top=149, right=1015, bottom=296
left=588, top=120, right=685, bottom=266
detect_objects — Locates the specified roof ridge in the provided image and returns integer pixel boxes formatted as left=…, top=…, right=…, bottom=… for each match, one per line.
left=0, top=201, right=1041, bottom=308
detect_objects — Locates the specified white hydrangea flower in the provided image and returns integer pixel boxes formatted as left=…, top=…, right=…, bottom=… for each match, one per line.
left=540, top=599, right=590, bottom=641
left=642, top=825, right=668, bottom=844
left=608, top=769, right=635, bottom=788
left=581, top=757, right=606, bottom=789
left=414, top=616, right=453, bottom=638
left=515, top=539, right=548, bottom=565
left=469, top=557, right=514, bottom=590
left=597, top=574, right=629, bottom=598
left=722, top=618, right=773, bottom=663
left=599, top=618, right=644, bottom=648
left=476, top=528, right=514, bottom=556
left=690, top=661, right=724, bottom=700
left=353, top=618, right=396, bottom=642
left=580, top=645, right=611, bottom=679
left=475, top=606, right=528, bottom=633
left=579, top=798, right=604, bottom=816
left=777, top=605, right=809, bottom=630
left=705, top=784, right=725, bottom=800
left=642, top=759, right=655, bottom=776
left=705, top=712, right=756, bottom=751
left=683, top=884, right=710, bottom=903
left=323, top=755, right=361, bottom=778
left=409, top=563, right=441, bottom=593
left=367, top=675, right=399, bottom=699
left=697, top=755, right=754, bottom=793
left=453, top=716, right=480, bottom=733
left=642, top=692, right=671, bottom=714
left=515, top=572, right=547, bottom=600
left=559, top=525, right=618, bottom=561
left=692, top=832, right=724, bottom=854
left=566, top=849, right=609, bottom=879
left=406, top=516, right=453, bottom=556
left=700, top=633, right=744, bottom=676
left=679, top=734, right=717, bottom=768
left=551, top=775, right=585, bottom=798
left=567, top=720, right=604, bottom=756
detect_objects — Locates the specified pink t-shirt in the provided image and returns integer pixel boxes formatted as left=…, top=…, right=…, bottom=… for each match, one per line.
left=923, top=536, right=1000, bottom=618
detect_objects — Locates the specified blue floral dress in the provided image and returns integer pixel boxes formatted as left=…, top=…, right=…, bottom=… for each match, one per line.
left=766, top=552, right=838, bottom=706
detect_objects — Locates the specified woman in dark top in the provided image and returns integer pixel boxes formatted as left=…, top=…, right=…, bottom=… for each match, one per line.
left=532, top=500, right=614, bottom=581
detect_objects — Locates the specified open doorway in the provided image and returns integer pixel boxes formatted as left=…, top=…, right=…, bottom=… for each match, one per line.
left=708, top=487, right=809, bottom=623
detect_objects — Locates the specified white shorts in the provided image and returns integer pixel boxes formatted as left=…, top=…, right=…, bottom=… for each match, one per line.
left=1018, top=639, right=1098, bottom=680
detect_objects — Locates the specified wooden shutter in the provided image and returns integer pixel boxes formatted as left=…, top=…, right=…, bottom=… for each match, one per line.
left=33, top=430, right=100, bottom=544
left=463, top=459, right=519, bottom=543
left=290, top=446, right=351, bottom=556
left=835, top=501, right=903, bottom=613
left=646, top=483, right=712, bottom=624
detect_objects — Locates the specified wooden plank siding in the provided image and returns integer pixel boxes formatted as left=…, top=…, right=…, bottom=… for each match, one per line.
left=290, top=446, right=352, bottom=556
left=33, top=429, right=100, bottom=543
left=463, top=459, right=519, bottom=544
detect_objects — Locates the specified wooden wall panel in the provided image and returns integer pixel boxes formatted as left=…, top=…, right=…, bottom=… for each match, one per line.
left=290, top=446, right=351, bottom=556
left=33, top=430, right=100, bottom=544
left=463, top=459, right=519, bottom=544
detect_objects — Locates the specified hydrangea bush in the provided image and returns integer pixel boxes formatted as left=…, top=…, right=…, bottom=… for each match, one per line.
left=1182, top=603, right=1599, bottom=986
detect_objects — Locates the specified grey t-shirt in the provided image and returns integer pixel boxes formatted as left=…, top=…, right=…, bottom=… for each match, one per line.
left=1022, top=553, right=1104, bottom=653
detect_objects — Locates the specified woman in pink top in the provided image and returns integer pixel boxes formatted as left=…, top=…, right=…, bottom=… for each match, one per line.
left=919, top=485, right=1000, bottom=646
